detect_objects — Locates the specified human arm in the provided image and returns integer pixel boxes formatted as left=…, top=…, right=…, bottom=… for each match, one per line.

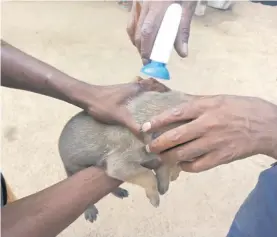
left=1, top=40, right=169, bottom=136
left=1, top=167, right=122, bottom=237
left=1, top=39, right=94, bottom=109
left=127, top=1, right=197, bottom=64
left=142, top=95, right=277, bottom=172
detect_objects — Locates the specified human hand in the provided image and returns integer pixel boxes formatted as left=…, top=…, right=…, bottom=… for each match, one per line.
left=142, top=95, right=277, bottom=172
left=85, top=77, right=170, bottom=138
left=127, top=1, right=197, bottom=65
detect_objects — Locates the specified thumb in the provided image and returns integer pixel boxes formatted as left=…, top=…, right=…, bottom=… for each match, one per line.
left=118, top=110, right=143, bottom=141
left=174, top=1, right=197, bottom=58
left=127, top=1, right=142, bottom=46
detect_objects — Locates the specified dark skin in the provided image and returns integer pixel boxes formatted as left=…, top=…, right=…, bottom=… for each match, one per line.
left=1, top=40, right=169, bottom=138
left=127, top=1, right=197, bottom=64
left=1, top=40, right=169, bottom=237
left=2, top=167, right=122, bottom=237
left=142, top=95, right=277, bottom=172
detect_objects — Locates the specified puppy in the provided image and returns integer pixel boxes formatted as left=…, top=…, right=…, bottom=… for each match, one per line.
left=58, top=90, right=190, bottom=222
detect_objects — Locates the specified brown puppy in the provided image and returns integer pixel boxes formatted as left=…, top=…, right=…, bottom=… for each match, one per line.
left=58, top=90, right=190, bottom=222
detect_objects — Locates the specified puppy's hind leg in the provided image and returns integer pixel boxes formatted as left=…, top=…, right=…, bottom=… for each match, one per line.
left=127, top=169, right=160, bottom=207
left=106, top=152, right=160, bottom=207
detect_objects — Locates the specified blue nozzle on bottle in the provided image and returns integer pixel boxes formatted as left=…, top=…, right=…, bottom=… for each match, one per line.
left=140, top=61, right=170, bottom=80
left=139, top=4, right=182, bottom=81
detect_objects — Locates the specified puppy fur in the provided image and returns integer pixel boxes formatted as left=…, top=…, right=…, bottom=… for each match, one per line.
left=58, top=90, right=190, bottom=222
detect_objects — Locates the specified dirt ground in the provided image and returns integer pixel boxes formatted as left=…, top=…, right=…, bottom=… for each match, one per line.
left=1, top=1, right=277, bottom=237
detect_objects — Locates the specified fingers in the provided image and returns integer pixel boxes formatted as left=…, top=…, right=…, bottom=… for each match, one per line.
left=139, top=4, right=168, bottom=64
left=174, top=1, right=197, bottom=57
left=179, top=150, right=227, bottom=173
left=133, top=2, right=171, bottom=65
left=141, top=100, right=203, bottom=133
left=138, top=77, right=171, bottom=93
left=133, top=76, right=171, bottom=93
left=139, top=9, right=160, bottom=65
left=160, top=136, right=215, bottom=164
left=128, top=1, right=197, bottom=63
left=127, top=1, right=142, bottom=46
left=134, top=2, right=149, bottom=61
left=145, top=119, right=206, bottom=154
left=141, top=95, right=223, bottom=133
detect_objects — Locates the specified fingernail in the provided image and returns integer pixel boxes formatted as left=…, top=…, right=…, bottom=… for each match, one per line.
left=141, top=122, right=151, bottom=132
left=145, top=145, right=151, bottom=153
left=142, top=58, right=149, bottom=65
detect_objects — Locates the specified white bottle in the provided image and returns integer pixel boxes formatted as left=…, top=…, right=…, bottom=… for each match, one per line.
left=140, top=3, right=182, bottom=80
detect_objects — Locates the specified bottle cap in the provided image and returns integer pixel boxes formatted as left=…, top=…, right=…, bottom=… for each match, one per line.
left=140, top=61, right=170, bottom=80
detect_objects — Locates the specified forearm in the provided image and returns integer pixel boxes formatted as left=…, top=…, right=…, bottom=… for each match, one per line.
left=1, top=40, right=97, bottom=110
left=2, top=167, right=122, bottom=237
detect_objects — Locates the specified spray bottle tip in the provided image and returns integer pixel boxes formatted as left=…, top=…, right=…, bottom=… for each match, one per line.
left=140, top=61, right=170, bottom=80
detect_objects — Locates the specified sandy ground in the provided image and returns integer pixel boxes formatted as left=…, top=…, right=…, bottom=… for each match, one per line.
left=1, top=1, right=277, bottom=237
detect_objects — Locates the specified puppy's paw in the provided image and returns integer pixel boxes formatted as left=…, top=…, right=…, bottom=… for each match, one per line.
left=84, top=205, right=99, bottom=223
left=112, top=187, right=129, bottom=199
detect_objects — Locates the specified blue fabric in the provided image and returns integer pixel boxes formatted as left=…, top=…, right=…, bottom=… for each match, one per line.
left=227, top=163, right=277, bottom=237
left=251, top=1, right=277, bottom=6
left=1, top=172, right=8, bottom=207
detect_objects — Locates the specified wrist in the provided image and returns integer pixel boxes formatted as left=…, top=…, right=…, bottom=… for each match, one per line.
left=60, top=78, right=99, bottom=111
left=268, top=107, right=277, bottom=159
left=260, top=102, right=277, bottom=159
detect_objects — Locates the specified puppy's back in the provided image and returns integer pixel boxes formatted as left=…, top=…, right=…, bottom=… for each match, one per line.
left=128, top=90, right=189, bottom=125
